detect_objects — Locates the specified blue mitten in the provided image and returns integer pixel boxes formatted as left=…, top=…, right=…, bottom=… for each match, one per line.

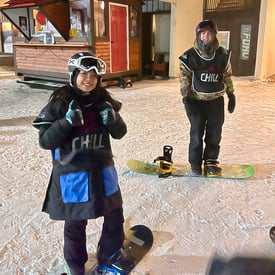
left=98, top=102, right=117, bottom=126
left=65, top=100, right=84, bottom=126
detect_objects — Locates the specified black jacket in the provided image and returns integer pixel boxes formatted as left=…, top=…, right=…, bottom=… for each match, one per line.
left=33, top=85, right=127, bottom=220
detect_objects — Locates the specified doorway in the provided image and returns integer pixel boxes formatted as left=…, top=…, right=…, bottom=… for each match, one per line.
left=141, top=12, right=170, bottom=77
left=109, top=3, right=127, bottom=72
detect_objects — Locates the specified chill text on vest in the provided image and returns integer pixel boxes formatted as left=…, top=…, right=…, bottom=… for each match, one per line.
left=201, top=73, right=219, bottom=82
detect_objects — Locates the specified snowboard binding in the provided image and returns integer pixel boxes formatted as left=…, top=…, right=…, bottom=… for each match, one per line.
left=204, top=159, right=222, bottom=177
left=154, top=145, right=173, bottom=178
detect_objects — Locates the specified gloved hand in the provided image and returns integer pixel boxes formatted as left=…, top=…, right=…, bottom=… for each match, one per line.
left=182, top=96, right=193, bottom=105
left=182, top=97, right=187, bottom=104
left=65, top=100, right=83, bottom=126
left=228, top=93, right=236, bottom=113
left=98, top=101, right=117, bottom=126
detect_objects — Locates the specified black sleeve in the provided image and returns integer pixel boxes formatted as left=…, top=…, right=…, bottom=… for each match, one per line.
left=95, top=87, right=127, bottom=139
left=108, top=112, right=127, bottom=139
left=33, top=99, right=73, bottom=150
left=38, top=118, right=72, bottom=150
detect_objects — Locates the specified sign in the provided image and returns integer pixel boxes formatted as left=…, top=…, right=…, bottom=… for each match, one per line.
left=240, top=24, right=251, bottom=60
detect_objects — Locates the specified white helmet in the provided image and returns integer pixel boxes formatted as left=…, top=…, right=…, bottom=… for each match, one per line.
left=68, top=52, right=106, bottom=86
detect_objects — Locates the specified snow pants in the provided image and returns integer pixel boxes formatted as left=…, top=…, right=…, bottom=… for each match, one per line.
left=185, top=96, right=224, bottom=171
left=64, top=208, right=124, bottom=275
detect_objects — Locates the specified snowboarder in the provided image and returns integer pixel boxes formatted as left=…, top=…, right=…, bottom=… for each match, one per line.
left=33, top=52, right=128, bottom=275
left=179, top=19, right=236, bottom=176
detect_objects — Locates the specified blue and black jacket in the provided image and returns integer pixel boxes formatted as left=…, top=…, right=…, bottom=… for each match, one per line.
left=33, top=85, right=127, bottom=220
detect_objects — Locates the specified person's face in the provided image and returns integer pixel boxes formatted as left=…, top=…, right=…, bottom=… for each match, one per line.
left=76, top=70, right=99, bottom=93
left=200, top=30, right=215, bottom=44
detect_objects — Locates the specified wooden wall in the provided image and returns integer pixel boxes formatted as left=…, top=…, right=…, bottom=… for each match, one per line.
left=95, top=41, right=111, bottom=74
left=129, top=39, right=140, bottom=71
left=15, top=44, right=89, bottom=80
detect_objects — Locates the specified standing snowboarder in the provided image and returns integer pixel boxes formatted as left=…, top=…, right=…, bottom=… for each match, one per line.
left=33, top=52, right=129, bottom=275
left=179, top=19, right=236, bottom=176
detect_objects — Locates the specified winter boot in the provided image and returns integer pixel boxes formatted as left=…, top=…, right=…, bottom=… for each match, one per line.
left=107, top=248, right=135, bottom=273
left=204, top=159, right=222, bottom=176
left=63, top=260, right=85, bottom=275
left=91, top=264, right=122, bottom=275
left=96, top=246, right=135, bottom=275
left=185, top=168, right=202, bottom=177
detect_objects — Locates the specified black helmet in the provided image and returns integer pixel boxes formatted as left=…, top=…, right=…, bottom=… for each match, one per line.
left=196, top=20, right=218, bottom=55
left=68, top=52, right=106, bottom=86
left=196, top=20, right=218, bottom=36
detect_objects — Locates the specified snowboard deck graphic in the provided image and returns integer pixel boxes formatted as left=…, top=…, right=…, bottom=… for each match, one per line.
left=88, top=225, right=153, bottom=274
left=127, top=159, right=255, bottom=179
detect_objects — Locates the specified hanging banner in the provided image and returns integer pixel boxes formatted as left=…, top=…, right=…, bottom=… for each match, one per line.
left=240, top=24, right=252, bottom=60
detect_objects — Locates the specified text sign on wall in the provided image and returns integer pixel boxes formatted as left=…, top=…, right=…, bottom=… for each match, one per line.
left=240, top=24, right=252, bottom=60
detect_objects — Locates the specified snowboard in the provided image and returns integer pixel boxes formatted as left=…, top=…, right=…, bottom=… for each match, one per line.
left=88, top=225, right=153, bottom=275
left=127, top=159, right=255, bottom=179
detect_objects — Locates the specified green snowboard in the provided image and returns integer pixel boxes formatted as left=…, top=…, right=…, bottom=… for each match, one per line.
left=127, top=159, right=255, bottom=179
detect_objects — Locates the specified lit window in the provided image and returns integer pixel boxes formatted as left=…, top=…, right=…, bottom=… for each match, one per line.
left=69, top=0, right=90, bottom=38
left=94, top=0, right=106, bottom=38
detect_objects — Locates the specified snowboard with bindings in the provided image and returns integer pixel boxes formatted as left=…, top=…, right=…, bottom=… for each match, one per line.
left=127, top=145, right=255, bottom=179
left=127, top=159, right=255, bottom=179
left=88, top=225, right=153, bottom=275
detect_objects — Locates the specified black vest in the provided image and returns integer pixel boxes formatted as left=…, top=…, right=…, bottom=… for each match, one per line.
left=179, top=47, right=231, bottom=94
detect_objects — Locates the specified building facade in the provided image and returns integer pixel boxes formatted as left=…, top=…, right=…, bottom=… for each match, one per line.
left=166, top=0, right=275, bottom=80
left=1, top=0, right=275, bottom=81
left=0, top=0, right=144, bottom=84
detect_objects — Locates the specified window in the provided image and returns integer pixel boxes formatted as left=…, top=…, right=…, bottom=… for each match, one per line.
left=130, top=6, right=139, bottom=37
left=2, top=1, right=72, bottom=41
left=69, top=0, right=90, bottom=38
left=94, top=0, right=106, bottom=38
left=32, top=8, right=60, bottom=36
left=142, top=0, right=170, bottom=13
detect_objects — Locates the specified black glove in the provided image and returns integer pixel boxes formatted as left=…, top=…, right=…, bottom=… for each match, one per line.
left=98, top=101, right=117, bottom=126
left=65, top=100, right=83, bottom=126
left=228, top=94, right=236, bottom=113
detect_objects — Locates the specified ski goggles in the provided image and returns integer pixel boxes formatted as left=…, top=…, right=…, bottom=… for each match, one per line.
left=70, top=56, right=106, bottom=75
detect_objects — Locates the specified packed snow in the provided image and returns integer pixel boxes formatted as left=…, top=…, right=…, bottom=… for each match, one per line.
left=0, top=77, right=274, bottom=274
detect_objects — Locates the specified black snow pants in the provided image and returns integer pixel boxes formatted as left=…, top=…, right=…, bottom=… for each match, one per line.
left=185, top=96, right=225, bottom=171
left=64, top=208, right=124, bottom=275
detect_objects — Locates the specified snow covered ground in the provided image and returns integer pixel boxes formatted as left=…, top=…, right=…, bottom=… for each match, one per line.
left=0, top=77, right=274, bottom=274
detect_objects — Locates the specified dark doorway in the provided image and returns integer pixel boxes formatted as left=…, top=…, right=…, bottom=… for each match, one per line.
left=205, top=5, right=260, bottom=76
left=141, top=13, right=153, bottom=76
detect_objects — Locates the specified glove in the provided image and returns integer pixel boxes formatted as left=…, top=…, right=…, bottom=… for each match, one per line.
left=228, top=94, right=236, bottom=113
left=98, top=101, right=117, bottom=126
left=182, top=96, right=192, bottom=105
left=65, top=100, right=84, bottom=126
left=182, top=97, right=187, bottom=104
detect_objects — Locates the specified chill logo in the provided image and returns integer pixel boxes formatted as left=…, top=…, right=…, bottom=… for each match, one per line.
left=72, top=133, right=104, bottom=150
left=200, top=73, right=219, bottom=82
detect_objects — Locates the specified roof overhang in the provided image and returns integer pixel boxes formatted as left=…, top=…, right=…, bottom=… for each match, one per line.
left=0, top=0, right=57, bottom=9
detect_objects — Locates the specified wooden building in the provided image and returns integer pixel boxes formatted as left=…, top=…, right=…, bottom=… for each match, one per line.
left=0, top=0, right=144, bottom=85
